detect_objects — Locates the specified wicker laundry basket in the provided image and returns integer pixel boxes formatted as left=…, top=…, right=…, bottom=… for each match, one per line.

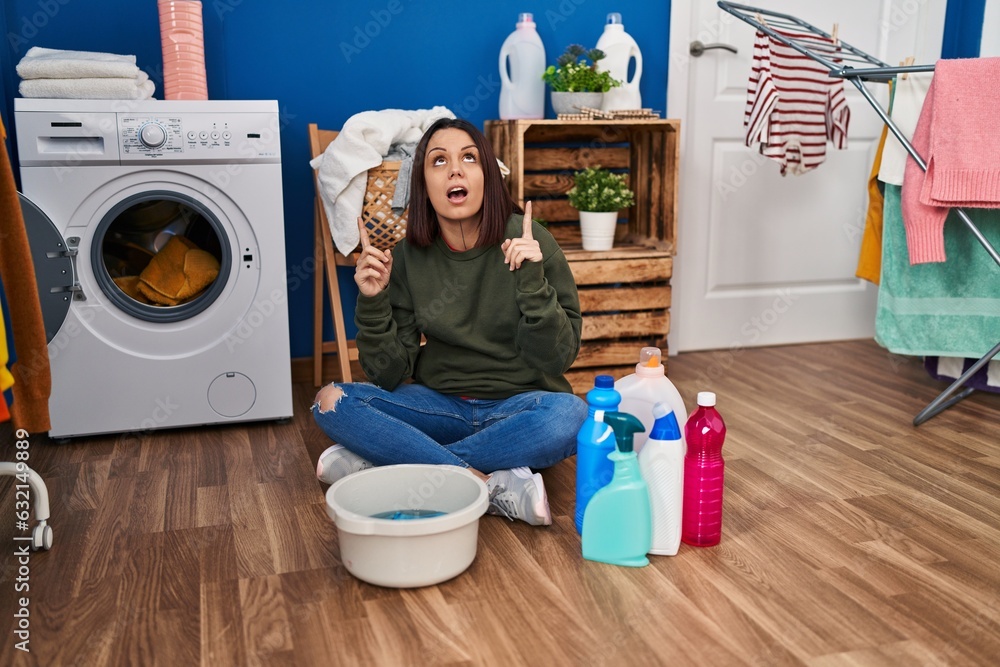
left=360, top=161, right=408, bottom=251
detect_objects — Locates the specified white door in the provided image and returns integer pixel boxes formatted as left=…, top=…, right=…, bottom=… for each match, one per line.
left=667, top=0, right=947, bottom=352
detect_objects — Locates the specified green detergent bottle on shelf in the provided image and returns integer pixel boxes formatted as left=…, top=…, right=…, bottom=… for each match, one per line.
left=581, top=411, right=651, bottom=567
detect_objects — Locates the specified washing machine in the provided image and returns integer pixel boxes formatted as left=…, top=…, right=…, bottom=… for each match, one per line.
left=14, top=98, right=293, bottom=439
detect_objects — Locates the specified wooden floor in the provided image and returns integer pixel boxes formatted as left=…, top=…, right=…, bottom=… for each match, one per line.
left=1, top=339, right=998, bottom=666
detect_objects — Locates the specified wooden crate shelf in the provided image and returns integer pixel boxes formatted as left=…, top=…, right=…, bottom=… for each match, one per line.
left=565, top=244, right=671, bottom=393
left=485, top=119, right=679, bottom=251
left=486, top=119, right=681, bottom=394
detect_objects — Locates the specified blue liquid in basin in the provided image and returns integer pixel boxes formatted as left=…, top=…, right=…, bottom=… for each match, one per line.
left=370, top=509, right=448, bottom=521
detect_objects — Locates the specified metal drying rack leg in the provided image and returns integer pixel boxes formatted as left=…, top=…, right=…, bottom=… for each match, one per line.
left=719, top=0, right=1000, bottom=425
left=913, top=341, right=1000, bottom=426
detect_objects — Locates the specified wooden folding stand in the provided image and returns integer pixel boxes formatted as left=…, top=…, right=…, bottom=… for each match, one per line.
left=309, top=124, right=357, bottom=387
left=309, top=123, right=408, bottom=387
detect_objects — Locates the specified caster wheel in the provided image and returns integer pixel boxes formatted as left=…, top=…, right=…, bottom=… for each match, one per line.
left=32, top=524, right=53, bottom=551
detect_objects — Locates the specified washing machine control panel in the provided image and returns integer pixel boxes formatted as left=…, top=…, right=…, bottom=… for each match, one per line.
left=119, top=112, right=281, bottom=163
left=139, top=123, right=168, bottom=148
left=121, top=116, right=185, bottom=156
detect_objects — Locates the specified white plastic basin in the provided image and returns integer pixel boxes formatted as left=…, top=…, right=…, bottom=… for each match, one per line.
left=325, top=464, right=489, bottom=588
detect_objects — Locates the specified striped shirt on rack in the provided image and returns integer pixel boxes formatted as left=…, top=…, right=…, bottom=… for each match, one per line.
left=744, top=28, right=850, bottom=176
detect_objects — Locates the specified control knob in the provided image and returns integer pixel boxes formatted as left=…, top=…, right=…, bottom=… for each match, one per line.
left=139, top=123, right=168, bottom=148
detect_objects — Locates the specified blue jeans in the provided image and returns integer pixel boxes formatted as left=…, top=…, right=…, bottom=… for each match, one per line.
left=311, top=383, right=586, bottom=474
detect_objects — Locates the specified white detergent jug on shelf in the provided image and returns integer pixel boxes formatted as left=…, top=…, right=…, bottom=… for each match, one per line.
left=595, top=12, right=643, bottom=111
left=615, top=347, right=688, bottom=453
left=498, top=12, right=546, bottom=120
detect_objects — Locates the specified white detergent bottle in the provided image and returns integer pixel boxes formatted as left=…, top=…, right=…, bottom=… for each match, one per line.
left=615, top=347, right=688, bottom=453
left=595, top=12, right=643, bottom=111
left=639, top=402, right=685, bottom=556
left=498, top=12, right=546, bottom=120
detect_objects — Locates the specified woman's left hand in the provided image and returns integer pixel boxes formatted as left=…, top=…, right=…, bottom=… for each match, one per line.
left=502, top=200, right=543, bottom=271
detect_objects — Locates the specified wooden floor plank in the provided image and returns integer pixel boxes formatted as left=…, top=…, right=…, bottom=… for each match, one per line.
left=1, top=339, right=998, bottom=665
left=239, top=575, right=295, bottom=663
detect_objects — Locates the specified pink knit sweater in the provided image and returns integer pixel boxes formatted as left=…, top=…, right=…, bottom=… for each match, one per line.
left=901, top=57, right=1000, bottom=264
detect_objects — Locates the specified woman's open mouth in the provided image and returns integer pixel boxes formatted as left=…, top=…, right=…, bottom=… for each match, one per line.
left=447, top=186, right=468, bottom=204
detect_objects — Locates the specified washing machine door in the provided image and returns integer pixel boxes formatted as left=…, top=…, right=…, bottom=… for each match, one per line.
left=19, top=193, right=75, bottom=343
left=88, top=190, right=232, bottom=322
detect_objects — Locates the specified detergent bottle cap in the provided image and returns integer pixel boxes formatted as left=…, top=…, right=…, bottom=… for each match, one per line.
left=518, top=12, right=535, bottom=26
left=638, top=347, right=661, bottom=366
left=606, top=12, right=623, bottom=25
left=649, top=402, right=681, bottom=440
left=602, top=411, right=645, bottom=454
left=594, top=374, right=614, bottom=389
left=635, top=347, right=665, bottom=376
left=697, top=392, right=717, bottom=407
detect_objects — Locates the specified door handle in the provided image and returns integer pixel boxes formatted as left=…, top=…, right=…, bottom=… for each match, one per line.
left=689, top=41, right=739, bottom=57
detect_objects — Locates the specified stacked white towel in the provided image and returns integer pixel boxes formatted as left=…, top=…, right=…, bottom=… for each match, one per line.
left=17, top=47, right=155, bottom=100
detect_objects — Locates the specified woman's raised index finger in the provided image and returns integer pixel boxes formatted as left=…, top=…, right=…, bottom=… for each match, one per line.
left=522, top=200, right=533, bottom=239
left=357, top=216, right=371, bottom=249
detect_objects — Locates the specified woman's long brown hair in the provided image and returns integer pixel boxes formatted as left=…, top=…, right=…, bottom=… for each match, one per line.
left=406, top=118, right=520, bottom=248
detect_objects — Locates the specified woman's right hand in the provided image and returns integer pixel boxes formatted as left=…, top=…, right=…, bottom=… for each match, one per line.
left=354, top=217, right=393, bottom=296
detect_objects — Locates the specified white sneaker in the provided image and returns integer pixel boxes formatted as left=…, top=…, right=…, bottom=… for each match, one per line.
left=486, top=467, right=552, bottom=526
left=316, top=444, right=374, bottom=485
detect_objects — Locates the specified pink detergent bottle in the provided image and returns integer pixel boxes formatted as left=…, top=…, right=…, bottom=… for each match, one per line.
left=681, top=391, right=726, bottom=547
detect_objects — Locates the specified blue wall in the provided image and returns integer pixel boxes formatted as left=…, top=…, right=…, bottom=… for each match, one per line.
left=0, top=0, right=670, bottom=361
left=941, top=0, right=988, bottom=57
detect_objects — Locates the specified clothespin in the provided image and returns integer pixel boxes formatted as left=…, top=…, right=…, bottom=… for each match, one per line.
left=755, top=11, right=767, bottom=28
left=831, top=23, right=839, bottom=44
left=901, top=55, right=915, bottom=80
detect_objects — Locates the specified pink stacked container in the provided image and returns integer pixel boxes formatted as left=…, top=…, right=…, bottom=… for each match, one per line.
left=159, top=0, right=208, bottom=100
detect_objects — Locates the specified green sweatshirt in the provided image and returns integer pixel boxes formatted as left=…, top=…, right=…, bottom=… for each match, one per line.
left=355, top=214, right=582, bottom=397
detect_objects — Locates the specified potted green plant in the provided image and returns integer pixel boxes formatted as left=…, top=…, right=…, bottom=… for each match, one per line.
left=567, top=166, right=635, bottom=251
left=542, top=44, right=621, bottom=115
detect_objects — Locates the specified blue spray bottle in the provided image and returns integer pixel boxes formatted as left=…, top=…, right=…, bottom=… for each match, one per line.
left=575, top=375, right=621, bottom=534
left=581, top=411, right=651, bottom=567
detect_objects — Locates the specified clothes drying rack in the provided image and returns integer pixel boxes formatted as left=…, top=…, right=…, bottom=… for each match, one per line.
left=718, top=2, right=1000, bottom=426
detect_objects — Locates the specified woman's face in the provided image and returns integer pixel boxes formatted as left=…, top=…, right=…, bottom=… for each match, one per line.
left=423, top=127, right=485, bottom=226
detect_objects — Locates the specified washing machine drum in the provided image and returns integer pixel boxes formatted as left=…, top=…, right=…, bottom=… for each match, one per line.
left=93, top=191, right=232, bottom=323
